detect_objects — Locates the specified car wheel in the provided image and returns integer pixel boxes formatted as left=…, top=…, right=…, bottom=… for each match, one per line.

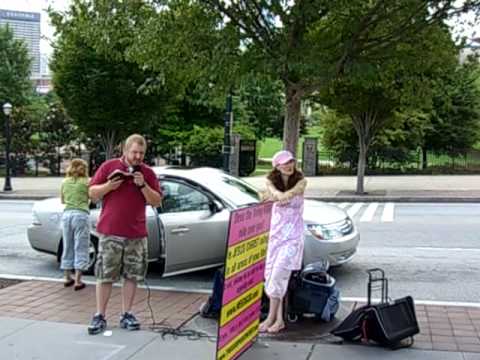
left=286, top=312, right=302, bottom=323
left=85, top=237, right=98, bottom=275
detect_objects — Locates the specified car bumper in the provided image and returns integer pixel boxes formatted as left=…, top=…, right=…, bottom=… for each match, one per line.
left=303, top=228, right=360, bottom=266
left=27, top=224, right=59, bottom=255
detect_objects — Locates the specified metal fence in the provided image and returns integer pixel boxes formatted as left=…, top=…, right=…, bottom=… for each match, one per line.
left=317, top=149, right=480, bottom=174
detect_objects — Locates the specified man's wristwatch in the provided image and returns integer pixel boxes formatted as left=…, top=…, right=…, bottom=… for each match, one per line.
left=138, top=183, right=146, bottom=189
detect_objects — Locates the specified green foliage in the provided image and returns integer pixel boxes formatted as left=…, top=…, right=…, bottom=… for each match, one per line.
left=38, top=93, right=77, bottom=153
left=0, top=25, right=32, bottom=137
left=183, top=125, right=223, bottom=157
left=49, top=1, right=170, bottom=158
left=10, top=93, right=48, bottom=155
left=424, top=63, right=480, bottom=156
left=234, top=74, right=285, bottom=139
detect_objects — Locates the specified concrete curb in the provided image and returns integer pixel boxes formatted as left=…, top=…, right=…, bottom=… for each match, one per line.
left=0, top=195, right=50, bottom=201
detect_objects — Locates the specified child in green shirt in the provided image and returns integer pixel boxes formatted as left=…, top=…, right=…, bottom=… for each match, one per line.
left=61, top=158, right=90, bottom=290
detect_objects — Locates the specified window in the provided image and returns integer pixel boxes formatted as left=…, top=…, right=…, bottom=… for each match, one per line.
left=160, top=181, right=210, bottom=213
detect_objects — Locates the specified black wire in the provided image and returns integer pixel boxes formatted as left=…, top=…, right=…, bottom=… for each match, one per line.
left=144, top=278, right=217, bottom=342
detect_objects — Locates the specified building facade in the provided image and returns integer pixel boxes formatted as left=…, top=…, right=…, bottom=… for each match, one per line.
left=0, top=9, right=41, bottom=76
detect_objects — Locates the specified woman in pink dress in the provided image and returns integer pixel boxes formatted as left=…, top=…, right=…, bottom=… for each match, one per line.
left=259, top=150, right=307, bottom=333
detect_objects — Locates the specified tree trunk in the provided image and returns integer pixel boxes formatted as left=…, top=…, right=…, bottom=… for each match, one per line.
left=422, top=147, right=427, bottom=170
left=102, top=131, right=117, bottom=160
left=352, top=113, right=376, bottom=195
left=283, top=84, right=302, bottom=156
left=356, top=138, right=368, bottom=195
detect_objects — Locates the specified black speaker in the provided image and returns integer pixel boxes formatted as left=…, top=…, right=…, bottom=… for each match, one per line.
left=363, top=296, right=419, bottom=347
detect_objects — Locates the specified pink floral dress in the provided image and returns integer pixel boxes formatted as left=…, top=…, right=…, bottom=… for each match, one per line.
left=263, top=179, right=306, bottom=298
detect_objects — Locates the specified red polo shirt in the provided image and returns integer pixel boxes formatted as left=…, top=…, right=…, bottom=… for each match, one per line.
left=89, top=158, right=161, bottom=238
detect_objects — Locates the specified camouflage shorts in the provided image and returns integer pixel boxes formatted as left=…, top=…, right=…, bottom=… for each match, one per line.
left=95, top=235, right=148, bottom=283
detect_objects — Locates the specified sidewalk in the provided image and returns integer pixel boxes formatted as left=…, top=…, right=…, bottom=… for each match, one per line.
left=2, top=174, right=480, bottom=202
left=0, top=280, right=479, bottom=359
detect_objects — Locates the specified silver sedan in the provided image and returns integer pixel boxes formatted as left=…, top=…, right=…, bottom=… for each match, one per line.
left=27, top=167, right=360, bottom=275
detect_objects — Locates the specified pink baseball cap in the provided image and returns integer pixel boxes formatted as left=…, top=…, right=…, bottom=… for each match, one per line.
left=272, top=150, right=295, bottom=167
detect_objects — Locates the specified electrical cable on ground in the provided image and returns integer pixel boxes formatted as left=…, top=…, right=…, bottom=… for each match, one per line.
left=144, top=278, right=217, bottom=342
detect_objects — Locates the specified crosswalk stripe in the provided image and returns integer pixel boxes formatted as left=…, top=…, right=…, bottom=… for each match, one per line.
left=360, top=203, right=379, bottom=222
left=381, top=202, right=395, bottom=222
left=347, top=203, right=364, bottom=217
left=338, top=203, right=349, bottom=209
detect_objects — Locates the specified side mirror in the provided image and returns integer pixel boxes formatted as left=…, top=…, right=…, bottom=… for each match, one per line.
left=209, top=200, right=224, bottom=213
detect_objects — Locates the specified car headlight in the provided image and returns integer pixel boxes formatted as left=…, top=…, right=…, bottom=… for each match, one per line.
left=32, top=211, right=42, bottom=226
left=306, top=218, right=353, bottom=240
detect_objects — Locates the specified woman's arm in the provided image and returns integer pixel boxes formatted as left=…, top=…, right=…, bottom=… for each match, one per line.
left=277, top=178, right=307, bottom=202
left=60, top=183, right=65, bottom=204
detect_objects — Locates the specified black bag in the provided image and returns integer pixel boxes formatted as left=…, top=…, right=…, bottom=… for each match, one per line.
left=331, top=304, right=370, bottom=341
left=362, top=296, right=419, bottom=349
left=331, top=268, right=419, bottom=349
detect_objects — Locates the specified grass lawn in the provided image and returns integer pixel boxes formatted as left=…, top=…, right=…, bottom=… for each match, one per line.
left=258, top=127, right=324, bottom=159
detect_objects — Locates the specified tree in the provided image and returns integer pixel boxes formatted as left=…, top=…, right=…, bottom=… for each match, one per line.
left=38, top=94, right=78, bottom=175
left=49, top=2, right=170, bottom=159
left=319, top=25, right=459, bottom=193
left=422, top=63, right=480, bottom=165
left=0, top=25, right=32, bottom=136
left=199, top=0, right=480, bottom=155
left=51, top=0, right=480, bottom=160
left=321, top=108, right=428, bottom=170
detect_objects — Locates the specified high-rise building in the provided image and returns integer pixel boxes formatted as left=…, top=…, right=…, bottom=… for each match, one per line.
left=0, top=9, right=41, bottom=76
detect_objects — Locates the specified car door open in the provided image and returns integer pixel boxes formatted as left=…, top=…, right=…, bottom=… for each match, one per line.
left=158, top=180, right=229, bottom=275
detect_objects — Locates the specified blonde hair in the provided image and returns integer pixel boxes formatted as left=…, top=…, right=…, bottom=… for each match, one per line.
left=124, top=134, right=147, bottom=152
left=66, top=158, right=88, bottom=178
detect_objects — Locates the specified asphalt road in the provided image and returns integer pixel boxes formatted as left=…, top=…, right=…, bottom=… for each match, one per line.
left=1, top=200, right=479, bottom=302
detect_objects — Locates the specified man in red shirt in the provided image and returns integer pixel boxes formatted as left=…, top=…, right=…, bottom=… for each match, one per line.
left=87, top=134, right=162, bottom=335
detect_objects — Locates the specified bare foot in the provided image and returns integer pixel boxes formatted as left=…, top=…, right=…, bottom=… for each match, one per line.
left=259, top=319, right=274, bottom=333
left=267, top=321, right=285, bottom=333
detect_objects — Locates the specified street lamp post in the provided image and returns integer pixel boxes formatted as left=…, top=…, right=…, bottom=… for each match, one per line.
left=223, top=90, right=233, bottom=172
left=222, top=90, right=233, bottom=173
left=2, top=102, right=12, bottom=192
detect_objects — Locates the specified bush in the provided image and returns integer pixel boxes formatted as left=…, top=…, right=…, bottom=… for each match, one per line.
left=184, top=126, right=223, bottom=157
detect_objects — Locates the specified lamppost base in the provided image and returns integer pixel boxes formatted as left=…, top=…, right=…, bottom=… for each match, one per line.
left=3, top=180, right=12, bottom=192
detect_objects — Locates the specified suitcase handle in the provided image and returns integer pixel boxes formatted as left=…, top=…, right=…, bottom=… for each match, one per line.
left=366, top=268, right=388, bottom=305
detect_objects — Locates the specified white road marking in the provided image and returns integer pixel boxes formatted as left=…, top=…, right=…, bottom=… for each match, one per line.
left=342, top=297, right=480, bottom=309
left=347, top=203, right=364, bottom=217
left=360, top=203, right=379, bottom=222
left=381, top=202, right=395, bottom=222
left=338, top=203, right=349, bottom=209
left=414, top=247, right=480, bottom=252
left=0, top=273, right=211, bottom=294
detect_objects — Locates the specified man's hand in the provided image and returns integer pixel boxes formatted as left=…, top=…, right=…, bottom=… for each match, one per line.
left=107, top=177, right=124, bottom=191
left=133, top=171, right=145, bottom=188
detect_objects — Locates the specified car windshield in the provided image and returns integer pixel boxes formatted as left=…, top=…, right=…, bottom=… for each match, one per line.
left=204, top=173, right=260, bottom=206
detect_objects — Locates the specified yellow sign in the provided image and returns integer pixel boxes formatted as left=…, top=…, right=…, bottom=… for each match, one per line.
left=217, top=320, right=259, bottom=360
left=219, top=282, right=263, bottom=327
left=224, top=233, right=268, bottom=279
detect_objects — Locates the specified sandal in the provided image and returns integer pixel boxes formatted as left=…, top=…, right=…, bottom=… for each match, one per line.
left=74, top=283, right=86, bottom=291
left=267, top=323, right=286, bottom=334
left=64, top=279, right=75, bottom=287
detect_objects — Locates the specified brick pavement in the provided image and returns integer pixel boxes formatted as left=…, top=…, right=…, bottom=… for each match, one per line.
left=0, top=280, right=479, bottom=353
left=348, top=301, right=480, bottom=353
left=0, top=280, right=208, bottom=330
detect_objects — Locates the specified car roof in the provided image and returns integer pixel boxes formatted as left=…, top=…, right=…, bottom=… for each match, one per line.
left=152, top=166, right=227, bottom=181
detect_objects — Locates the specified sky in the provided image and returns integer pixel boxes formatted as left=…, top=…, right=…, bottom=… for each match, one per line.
left=1, top=0, right=70, bottom=55
left=1, top=0, right=478, bottom=56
